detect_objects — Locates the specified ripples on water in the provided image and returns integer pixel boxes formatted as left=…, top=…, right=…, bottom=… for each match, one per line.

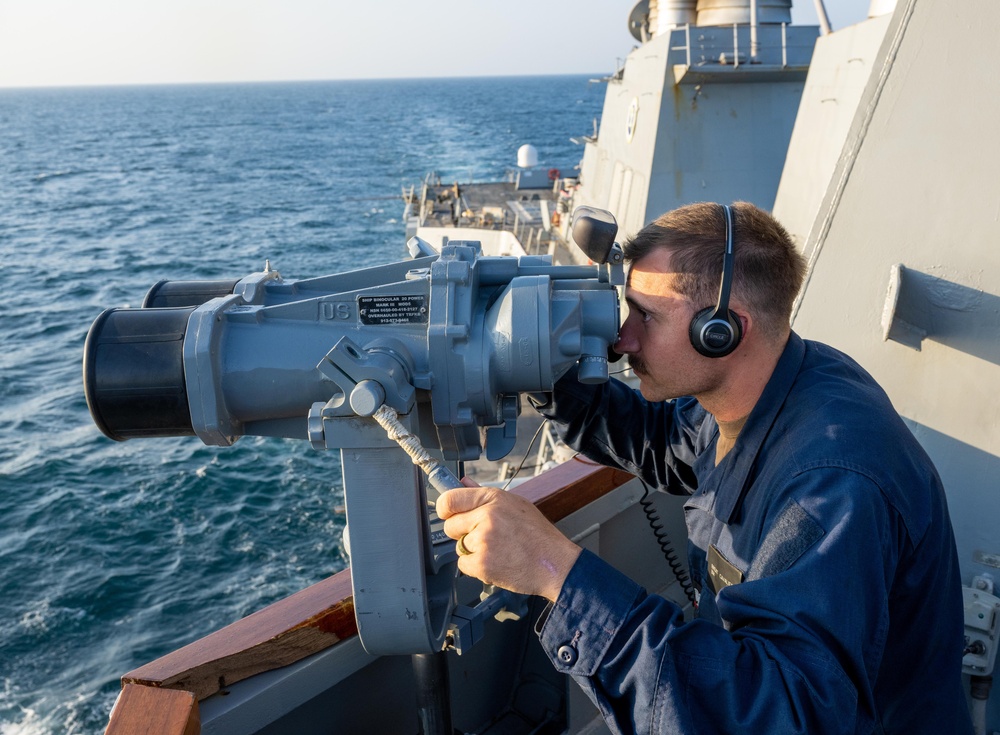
left=0, top=77, right=604, bottom=734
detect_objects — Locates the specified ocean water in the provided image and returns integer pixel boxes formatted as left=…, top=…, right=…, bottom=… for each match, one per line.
left=0, top=76, right=605, bottom=734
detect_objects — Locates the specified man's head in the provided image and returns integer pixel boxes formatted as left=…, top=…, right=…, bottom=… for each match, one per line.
left=615, top=202, right=805, bottom=405
left=624, top=201, right=805, bottom=343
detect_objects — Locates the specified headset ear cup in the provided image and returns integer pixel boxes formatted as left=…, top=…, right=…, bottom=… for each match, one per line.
left=690, top=307, right=721, bottom=356
left=689, top=308, right=742, bottom=357
left=689, top=307, right=712, bottom=356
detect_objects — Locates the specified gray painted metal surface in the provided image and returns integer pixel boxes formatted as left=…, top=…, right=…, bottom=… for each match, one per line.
left=784, top=0, right=1000, bottom=725
left=568, top=22, right=817, bottom=245
left=772, top=12, right=891, bottom=245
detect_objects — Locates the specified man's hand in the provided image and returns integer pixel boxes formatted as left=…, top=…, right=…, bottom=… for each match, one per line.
left=436, top=479, right=582, bottom=602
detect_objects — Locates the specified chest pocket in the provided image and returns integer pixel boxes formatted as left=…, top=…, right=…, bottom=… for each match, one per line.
left=685, top=503, right=749, bottom=626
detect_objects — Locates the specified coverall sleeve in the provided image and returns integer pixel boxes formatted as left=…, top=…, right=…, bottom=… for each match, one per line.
left=533, top=370, right=710, bottom=493
left=536, top=467, right=899, bottom=734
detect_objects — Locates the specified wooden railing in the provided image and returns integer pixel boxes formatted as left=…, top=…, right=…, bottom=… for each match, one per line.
left=105, top=457, right=634, bottom=735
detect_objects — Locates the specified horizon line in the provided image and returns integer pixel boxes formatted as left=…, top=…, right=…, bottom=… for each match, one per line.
left=0, top=71, right=615, bottom=93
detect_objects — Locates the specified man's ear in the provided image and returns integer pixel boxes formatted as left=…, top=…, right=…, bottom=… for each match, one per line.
left=734, top=310, right=752, bottom=341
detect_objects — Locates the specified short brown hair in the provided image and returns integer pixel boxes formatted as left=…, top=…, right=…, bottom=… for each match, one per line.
left=623, top=201, right=805, bottom=340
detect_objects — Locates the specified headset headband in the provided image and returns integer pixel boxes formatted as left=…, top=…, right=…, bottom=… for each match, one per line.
left=712, top=204, right=735, bottom=322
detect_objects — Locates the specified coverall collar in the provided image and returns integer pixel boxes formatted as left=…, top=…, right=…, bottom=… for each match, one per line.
left=689, top=332, right=806, bottom=525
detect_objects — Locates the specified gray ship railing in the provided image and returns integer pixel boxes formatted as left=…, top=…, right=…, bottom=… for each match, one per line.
left=674, top=22, right=812, bottom=70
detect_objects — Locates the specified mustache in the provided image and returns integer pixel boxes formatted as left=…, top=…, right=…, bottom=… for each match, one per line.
left=627, top=354, right=647, bottom=375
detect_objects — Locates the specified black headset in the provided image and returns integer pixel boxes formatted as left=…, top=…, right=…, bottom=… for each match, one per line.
left=688, top=204, right=743, bottom=357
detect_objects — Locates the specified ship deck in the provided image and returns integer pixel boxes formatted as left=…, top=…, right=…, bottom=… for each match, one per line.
left=406, top=173, right=574, bottom=259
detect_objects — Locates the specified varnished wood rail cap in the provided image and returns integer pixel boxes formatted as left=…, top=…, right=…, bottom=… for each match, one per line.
left=105, top=683, right=199, bottom=735
left=119, top=456, right=634, bottom=702
left=514, top=455, right=634, bottom=522
left=124, top=568, right=356, bottom=699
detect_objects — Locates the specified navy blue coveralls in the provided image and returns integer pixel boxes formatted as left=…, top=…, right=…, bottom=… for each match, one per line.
left=533, top=333, right=973, bottom=734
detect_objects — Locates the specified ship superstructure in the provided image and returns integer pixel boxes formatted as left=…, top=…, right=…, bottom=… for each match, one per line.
left=408, top=0, right=825, bottom=264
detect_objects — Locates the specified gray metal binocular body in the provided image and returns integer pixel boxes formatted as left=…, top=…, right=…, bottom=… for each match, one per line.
left=84, top=214, right=622, bottom=655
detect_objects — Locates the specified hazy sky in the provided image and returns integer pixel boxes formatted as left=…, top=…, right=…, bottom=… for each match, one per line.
left=0, top=1, right=876, bottom=89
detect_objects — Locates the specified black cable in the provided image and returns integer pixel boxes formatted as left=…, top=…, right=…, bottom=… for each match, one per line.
left=965, top=640, right=986, bottom=657
left=501, top=419, right=550, bottom=491
left=638, top=479, right=698, bottom=606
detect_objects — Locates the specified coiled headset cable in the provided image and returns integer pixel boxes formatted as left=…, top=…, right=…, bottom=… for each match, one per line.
left=638, top=478, right=698, bottom=606
left=491, top=413, right=699, bottom=608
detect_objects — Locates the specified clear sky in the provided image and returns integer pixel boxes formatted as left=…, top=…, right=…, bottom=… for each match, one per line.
left=0, top=1, right=875, bottom=89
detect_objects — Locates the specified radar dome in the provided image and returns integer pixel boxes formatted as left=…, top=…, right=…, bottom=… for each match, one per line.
left=517, top=144, right=539, bottom=168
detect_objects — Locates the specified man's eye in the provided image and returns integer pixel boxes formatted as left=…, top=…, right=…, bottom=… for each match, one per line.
left=626, top=302, right=651, bottom=323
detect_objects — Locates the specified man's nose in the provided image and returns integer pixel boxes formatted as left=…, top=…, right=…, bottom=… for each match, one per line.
left=614, top=317, right=639, bottom=354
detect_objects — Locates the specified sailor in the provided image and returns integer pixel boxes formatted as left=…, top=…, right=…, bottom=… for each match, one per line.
left=438, top=201, right=973, bottom=734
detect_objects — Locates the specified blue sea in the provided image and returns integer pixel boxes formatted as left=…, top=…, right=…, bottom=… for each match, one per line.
left=0, top=76, right=605, bottom=734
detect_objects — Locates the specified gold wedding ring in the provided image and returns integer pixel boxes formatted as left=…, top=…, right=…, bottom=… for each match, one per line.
left=456, top=533, right=472, bottom=556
